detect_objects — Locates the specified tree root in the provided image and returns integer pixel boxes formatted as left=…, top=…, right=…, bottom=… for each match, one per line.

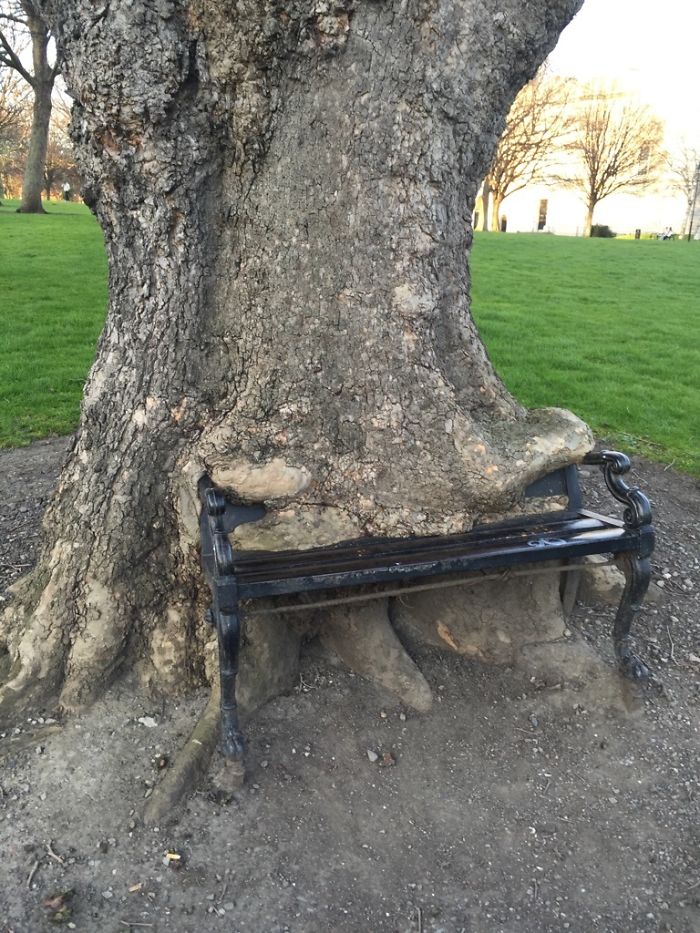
left=320, top=599, right=433, bottom=711
left=143, top=686, right=222, bottom=826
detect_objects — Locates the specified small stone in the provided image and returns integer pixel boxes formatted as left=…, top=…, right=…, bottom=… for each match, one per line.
left=366, top=750, right=379, bottom=763
left=101, top=890, right=113, bottom=900
left=137, top=716, right=158, bottom=728
left=379, top=751, right=396, bottom=768
left=399, top=712, right=407, bottom=722
left=260, top=760, right=269, bottom=769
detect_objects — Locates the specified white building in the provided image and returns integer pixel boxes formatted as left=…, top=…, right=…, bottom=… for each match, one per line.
left=476, top=183, right=688, bottom=238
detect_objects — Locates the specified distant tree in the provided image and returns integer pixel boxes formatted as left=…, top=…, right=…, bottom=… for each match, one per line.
left=482, top=70, right=573, bottom=232
left=560, top=91, right=665, bottom=237
left=43, top=102, right=79, bottom=199
left=0, top=65, right=25, bottom=137
left=0, top=65, right=29, bottom=199
left=667, top=146, right=700, bottom=237
left=0, top=0, right=60, bottom=212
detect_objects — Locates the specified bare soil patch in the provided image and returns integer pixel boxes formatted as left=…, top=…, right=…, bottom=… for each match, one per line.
left=1, top=438, right=698, bottom=933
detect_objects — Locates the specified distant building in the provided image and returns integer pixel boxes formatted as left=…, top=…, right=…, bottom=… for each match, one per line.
left=474, top=183, right=687, bottom=238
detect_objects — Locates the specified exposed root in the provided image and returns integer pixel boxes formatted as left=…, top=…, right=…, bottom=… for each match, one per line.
left=320, top=599, right=433, bottom=711
left=392, top=572, right=566, bottom=663
left=143, top=685, right=220, bottom=826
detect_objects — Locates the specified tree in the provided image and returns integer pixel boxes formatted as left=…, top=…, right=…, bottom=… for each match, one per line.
left=0, top=65, right=25, bottom=138
left=561, top=90, right=665, bottom=237
left=0, top=1, right=590, bottom=731
left=483, top=69, right=573, bottom=232
left=667, top=146, right=700, bottom=238
left=43, top=101, right=79, bottom=198
left=0, top=0, right=60, bottom=212
left=0, top=65, right=29, bottom=198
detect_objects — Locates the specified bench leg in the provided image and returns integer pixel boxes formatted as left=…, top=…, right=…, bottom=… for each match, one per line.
left=613, top=554, right=651, bottom=681
left=217, top=609, right=245, bottom=762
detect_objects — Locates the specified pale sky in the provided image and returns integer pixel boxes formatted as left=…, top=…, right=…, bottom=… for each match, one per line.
left=548, top=0, right=700, bottom=148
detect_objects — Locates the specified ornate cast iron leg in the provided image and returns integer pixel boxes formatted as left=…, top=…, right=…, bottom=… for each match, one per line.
left=613, top=553, right=651, bottom=680
left=217, top=609, right=245, bottom=761
left=199, top=478, right=247, bottom=773
left=583, top=451, right=655, bottom=682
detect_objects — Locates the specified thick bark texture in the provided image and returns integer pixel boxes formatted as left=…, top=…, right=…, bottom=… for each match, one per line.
left=1, top=0, right=588, bottom=717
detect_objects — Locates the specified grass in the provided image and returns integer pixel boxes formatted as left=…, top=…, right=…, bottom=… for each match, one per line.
left=0, top=199, right=107, bottom=445
left=471, top=233, right=700, bottom=476
left=1, top=204, right=698, bottom=476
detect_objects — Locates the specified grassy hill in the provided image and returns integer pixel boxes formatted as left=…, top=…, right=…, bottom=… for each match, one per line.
left=470, top=232, right=699, bottom=475
left=0, top=199, right=107, bottom=444
left=1, top=201, right=697, bottom=475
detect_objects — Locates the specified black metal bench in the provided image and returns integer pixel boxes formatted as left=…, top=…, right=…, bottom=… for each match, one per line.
left=199, top=450, right=654, bottom=771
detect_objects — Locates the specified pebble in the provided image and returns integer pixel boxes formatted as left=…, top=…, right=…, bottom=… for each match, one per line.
left=137, top=716, right=158, bottom=728
left=367, top=750, right=379, bottom=763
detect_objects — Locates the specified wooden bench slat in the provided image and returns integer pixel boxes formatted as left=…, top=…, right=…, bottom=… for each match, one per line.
left=236, top=525, right=640, bottom=597
left=232, top=513, right=607, bottom=572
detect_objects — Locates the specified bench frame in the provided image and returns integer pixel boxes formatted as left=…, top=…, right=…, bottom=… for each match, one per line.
left=199, top=450, right=654, bottom=767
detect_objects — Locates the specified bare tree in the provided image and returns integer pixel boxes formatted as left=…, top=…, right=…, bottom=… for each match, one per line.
left=0, top=0, right=60, bottom=212
left=0, top=65, right=29, bottom=198
left=0, top=65, right=26, bottom=136
left=482, top=69, right=573, bottom=232
left=43, top=102, right=78, bottom=198
left=667, top=146, right=700, bottom=238
left=560, top=91, right=665, bottom=237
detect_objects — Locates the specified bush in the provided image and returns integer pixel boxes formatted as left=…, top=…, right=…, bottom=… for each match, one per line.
left=590, top=224, right=616, bottom=238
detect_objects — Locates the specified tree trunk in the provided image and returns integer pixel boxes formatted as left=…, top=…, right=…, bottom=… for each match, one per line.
left=1, top=0, right=588, bottom=718
left=479, top=178, right=492, bottom=231
left=16, top=10, right=54, bottom=214
left=583, top=200, right=595, bottom=237
left=490, top=192, right=504, bottom=232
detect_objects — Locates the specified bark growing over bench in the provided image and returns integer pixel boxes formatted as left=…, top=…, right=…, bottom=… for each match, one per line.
left=0, top=0, right=587, bottom=719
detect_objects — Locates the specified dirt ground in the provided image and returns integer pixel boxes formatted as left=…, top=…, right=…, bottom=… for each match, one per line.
left=0, top=437, right=698, bottom=933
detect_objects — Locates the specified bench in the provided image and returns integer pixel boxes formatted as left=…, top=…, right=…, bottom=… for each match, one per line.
left=199, top=449, right=654, bottom=769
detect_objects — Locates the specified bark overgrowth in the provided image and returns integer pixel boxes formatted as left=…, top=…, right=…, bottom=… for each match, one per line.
left=1, top=0, right=589, bottom=719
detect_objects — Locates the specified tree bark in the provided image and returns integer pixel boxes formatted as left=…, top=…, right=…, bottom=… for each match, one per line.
left=0, top=0, right=588, bottom=718
left=583, top=200, right=595, bottom=237
left=16, top=7, right=54, bottom=214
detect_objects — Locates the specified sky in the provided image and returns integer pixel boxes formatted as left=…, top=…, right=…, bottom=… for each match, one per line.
left=548, top=0, right=700, bottom=149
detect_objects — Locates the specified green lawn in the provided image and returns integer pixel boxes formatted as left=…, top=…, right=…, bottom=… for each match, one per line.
left=1, top=205, right=698, bottom=476
left=471, top=233, right=700, bottom=476
left=0, top=199, right=107, bottom=445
